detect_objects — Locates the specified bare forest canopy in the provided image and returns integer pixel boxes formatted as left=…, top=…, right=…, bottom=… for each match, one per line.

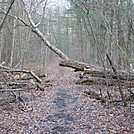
left=0, top=0, right=133, bottom=70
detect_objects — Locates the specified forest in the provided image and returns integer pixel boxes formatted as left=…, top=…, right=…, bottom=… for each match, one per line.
left=0, top=0, right=134, bottom=133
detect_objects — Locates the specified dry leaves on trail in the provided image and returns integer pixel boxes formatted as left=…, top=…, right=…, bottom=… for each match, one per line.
left=0, top=63, right=134, bottom=134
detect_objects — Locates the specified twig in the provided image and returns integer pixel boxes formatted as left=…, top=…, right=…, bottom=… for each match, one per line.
left=0, top=10, right=31, bottom=28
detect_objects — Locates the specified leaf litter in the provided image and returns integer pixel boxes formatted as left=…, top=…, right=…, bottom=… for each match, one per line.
left=0, top=62, right=134, bottom=134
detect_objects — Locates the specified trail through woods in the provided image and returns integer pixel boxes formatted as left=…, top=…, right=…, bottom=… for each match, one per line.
left=0, top=62, right=134, bottom=134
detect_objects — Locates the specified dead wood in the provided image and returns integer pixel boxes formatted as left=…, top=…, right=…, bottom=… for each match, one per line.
left=36, top=82, right=45, bottom=91
left=84, top=90, right=107, bottom=103
left=106, top=54, right=128, bottom=107
left=0, top=88, right=25, bottom=92
left=59, top=59, right=96, bottom=71
left=108, top=94, right=134, bottom=103
left=18, top=72, right=46, bottom=80
left=127, top=89, right=134, bottom=95
left=29, top=70, right=42, bottom=83
left=0, top=82, right=28, bottom=86
left=12, top=69, right=42, bottom=83
left=83, top=70, right=134, bottom=81
left=76, top=77, right=134, bottom=87
left=0, top=65, right=10, bottom=70
left=126, top=94, right=134, bottom=101
left=0, top=65, right=42, bottom=83
left=59, top=59, right=134, bottom=80
left=84, top=89, right=134, bottom=104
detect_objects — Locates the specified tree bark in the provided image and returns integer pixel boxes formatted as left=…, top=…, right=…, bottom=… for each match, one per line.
left=0, top=65, right=42, bottom=83
left=59, top=59, right=90, bottom=71
left=76, top=77, right=134, bottom=87
left=0, top=88, right=25, bottom=92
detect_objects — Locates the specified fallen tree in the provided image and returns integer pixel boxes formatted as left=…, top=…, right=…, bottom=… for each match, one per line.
left=0, top=88, right=25, bottom=92
left=1, top=3, right=133, bottom=106
left=0, top=65, right=42, bottom=83
left=23, top=3, right=134, bottom=106
left=76, top=77, right=134, bottom=87
left=0, top=64, right=49, bottom=110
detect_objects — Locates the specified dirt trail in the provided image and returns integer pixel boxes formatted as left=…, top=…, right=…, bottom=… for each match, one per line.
left=0, top=62, right=134, bottom=134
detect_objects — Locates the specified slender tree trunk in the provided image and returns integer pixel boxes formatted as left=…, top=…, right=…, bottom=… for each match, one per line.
left=127, top=0, right=133, bottom=58
left=116, top=1, right=126, bottom=66
left=10, top=18, right=16, bottom=67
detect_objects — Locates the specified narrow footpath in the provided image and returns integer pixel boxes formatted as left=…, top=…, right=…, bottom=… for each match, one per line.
left=0, top=63, right=134, bottom=134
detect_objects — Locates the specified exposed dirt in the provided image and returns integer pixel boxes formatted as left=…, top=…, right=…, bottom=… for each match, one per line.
left=0, top=62, right=134, bottom=134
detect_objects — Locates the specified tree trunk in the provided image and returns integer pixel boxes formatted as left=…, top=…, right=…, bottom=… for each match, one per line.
left=76, top=77, right=134, bottom=87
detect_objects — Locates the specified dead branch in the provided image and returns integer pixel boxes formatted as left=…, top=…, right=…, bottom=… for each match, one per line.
left=84, top=90, right=107, bottom=103
left=29, top=70, right=42, bottom=83
left=59, top=59, right=92, bottom=71
left=106, top=54, right=127, bottom=106
left=76, top=77, right=134, bottom=87
left=0, top=88, right=25, bottom=92
left=36, top=82, right=45, bottom=91
left=83, top=69, right=134, bottom=81
left=0, top=65, right=10, bottom=70
left=17, top=73, right=47, bottom=80
left=0, top=82, right=28, bottom=86
left=0, top=65, right=42, bottom=83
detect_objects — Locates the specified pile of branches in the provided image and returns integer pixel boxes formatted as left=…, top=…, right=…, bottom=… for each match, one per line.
left=59, top=54, right=134, bottom=106
left=76, top=66, right=134, bottom=104
left=74, top=55, right=134, bottom=106
left=0, top=62, right=51, bottom=111
left=76, top=66, right=134, bottom=88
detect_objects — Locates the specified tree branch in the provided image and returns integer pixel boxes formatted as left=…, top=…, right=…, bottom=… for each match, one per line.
left=0, top=10, right=31, bottom=28
left=0, top=0, right=16, bottom=31
left=0, top=88, right=25, bottom=92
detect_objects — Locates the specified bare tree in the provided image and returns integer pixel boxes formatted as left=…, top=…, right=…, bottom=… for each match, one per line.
left=0, top=0, right=15, bottom=31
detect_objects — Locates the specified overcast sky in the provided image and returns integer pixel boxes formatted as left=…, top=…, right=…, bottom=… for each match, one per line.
left=48, top=0, right=70, bottom=9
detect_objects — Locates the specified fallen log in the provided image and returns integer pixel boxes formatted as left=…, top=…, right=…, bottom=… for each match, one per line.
left=16, top=72, right=47, bottom=80
left=59, top=59, right=134, bottom=80
left=83, top=70, right=134, bottom=81
left=59, top=59, right=95, bottom=71
left=0, top=88, right=25, bottom=92
left=84, top=89, right=134, bottom=104
left=29, top=70, right=42, bottom=83
left=0, top=65, right=42, bottom=83
left=0, top=82, right=28, bottom=85
left=76, top=77, right=134, bottom=87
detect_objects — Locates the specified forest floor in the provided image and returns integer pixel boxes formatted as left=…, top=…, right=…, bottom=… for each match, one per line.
left=0, top=61, right=134, bottom=134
